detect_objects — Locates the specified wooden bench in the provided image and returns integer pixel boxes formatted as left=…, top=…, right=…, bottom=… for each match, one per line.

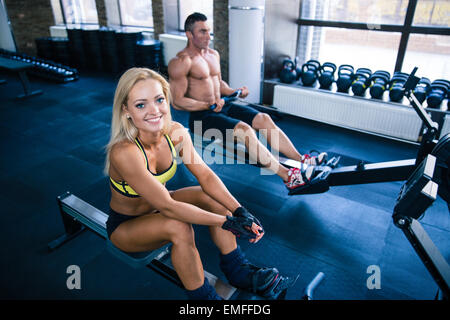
left=0, top=56, right=43, bottom=99
left=49, top=191, right=237, bottom=300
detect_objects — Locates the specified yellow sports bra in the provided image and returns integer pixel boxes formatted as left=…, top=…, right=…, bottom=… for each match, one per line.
left=110, top=135, right=177, bottom=198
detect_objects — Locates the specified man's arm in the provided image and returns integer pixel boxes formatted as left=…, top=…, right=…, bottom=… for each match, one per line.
left=168, top=56, right=211, bottom=111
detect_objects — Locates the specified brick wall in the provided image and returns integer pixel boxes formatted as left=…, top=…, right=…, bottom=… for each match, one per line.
left=5, top=0, right=54, bottom=56
left=96, top=0, right=107, bottom=27
left=214, top=0, right=229, bottom=83
left=152, top=0, right=165, bottom=40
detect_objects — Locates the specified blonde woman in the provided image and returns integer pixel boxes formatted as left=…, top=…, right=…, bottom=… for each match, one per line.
left=104, top=68, right=292, bottom=300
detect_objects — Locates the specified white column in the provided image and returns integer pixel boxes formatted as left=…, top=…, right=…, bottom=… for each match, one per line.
left=228, top=0, right=265, bottom=104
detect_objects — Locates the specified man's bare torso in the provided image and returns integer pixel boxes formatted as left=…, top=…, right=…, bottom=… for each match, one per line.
left=178, top=47, right=221, bottom=104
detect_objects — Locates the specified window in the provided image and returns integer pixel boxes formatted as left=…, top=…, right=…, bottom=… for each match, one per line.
left=300, top=0, right=408, bottom=26
left=104, top=0, right=153, bottom=29
left=403, top=34, right=450, bottom=80
left=118, top=0, right=153, bottom=28
left=179, top=0, right=213, bottom=31
left=297, top=0, right=450, bottom=81
left=298, top=26, right=401, bottom=74
left=58, top=0, right=99, bottom=25
left=50, top=0, right=65, bottom=25
left=413, top=0, right=450, bottom=27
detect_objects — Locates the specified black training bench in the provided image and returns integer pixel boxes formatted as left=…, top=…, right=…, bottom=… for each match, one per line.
left=0, top=56, right=43, bottom=99
left=49, top=191, right=237, bottom=300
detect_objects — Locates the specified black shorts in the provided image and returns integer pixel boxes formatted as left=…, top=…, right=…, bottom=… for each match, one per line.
left=106, top=208, right=139, bottom=239
left=189, top=102, right=260, bottom=138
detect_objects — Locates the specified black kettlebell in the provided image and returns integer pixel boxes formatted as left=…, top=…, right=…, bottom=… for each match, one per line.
left=427, top=79, right=450, bottom=109
left=389, top=72, right=409, bottom=102
left=279, top=59, right=297, bottom=84
left=318, top=62, right=336, bottom=90
left=369, top=70, right=390, bottom=99
left=351, top=68, right=372, bottom=96
left=412, top=77, right=431, bottom=104
left=301, top=60, right=320, bottom=86
left=336, top=64, right=354, bottom=93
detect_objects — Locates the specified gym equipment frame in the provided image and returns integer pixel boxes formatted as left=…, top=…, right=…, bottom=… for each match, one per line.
left=392, top=154, right=450, bottom=299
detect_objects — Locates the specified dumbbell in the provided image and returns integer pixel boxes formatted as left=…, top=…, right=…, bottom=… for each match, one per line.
left=279, top=58, right=297, bottom=84
left=388, top=72, right=409, bottom=102
left=301, top=60, right=321, bottom=87
left=369, top=70, right=390, bottom=99
left=336, top=64, right=355, bottom=93
left=318, top=62, right=336, bottom=90
left=351, top=68, right=372, bottom=96
left=426, top=79, right=450, bottom=109
left=412, top=77, right=431, bottom=104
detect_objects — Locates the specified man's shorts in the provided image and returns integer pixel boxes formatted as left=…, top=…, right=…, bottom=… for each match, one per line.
left=188, top=102, right=260, bottom=138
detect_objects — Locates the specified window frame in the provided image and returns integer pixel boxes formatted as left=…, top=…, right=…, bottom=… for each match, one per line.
left=296, top=0, right=450, bottom=73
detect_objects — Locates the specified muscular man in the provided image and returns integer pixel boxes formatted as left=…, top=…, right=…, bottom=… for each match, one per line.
left=168, top=12, right=327, bottom=193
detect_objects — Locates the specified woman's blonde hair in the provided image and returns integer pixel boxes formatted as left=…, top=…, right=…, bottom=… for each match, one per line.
left=104, top=67, right=172, bottom=175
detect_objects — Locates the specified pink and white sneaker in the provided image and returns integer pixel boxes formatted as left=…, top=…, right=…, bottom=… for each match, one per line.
left=300, top=151, right=328, bottom=166
left=284, top=165, right=315, bottom=191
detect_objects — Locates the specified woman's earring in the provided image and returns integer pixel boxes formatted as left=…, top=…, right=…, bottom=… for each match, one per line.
left=126, top=114, right=131, bottom=119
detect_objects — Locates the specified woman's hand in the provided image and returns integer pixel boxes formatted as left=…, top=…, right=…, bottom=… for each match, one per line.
left=221, top=207, right=265, bottom=243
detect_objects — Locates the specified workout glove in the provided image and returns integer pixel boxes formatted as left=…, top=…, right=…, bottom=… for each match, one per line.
left=222, top=215, right=257, bottom=240
left=233, top=207, right=264, bottom=234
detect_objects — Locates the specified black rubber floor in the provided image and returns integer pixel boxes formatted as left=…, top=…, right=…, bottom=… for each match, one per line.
left=0, top=70, right=448, bottom=301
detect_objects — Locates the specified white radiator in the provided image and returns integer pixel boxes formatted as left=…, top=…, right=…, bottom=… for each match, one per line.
left=273, top=85, right=423, bottom=142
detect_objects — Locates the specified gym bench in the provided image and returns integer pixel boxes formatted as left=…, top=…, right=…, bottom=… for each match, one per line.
left=48, top=191, right=237, bottom=300
left=0, top=56, right=43, bottom=99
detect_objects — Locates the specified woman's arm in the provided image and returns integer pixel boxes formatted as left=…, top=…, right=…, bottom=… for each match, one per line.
left=172, top=123, right=241, bottom=212
left=110, top=142, right=226, bottom=226
left=172, top=124, right=264, bottom=242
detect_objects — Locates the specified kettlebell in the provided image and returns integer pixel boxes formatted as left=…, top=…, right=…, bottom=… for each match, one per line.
left=369, top=70, right=390, bottom=99
left=389, top=72, right=409, bottom=102
left=301, top=60, right=321, bottom=87
left=318, top=62, right=336, bottom=90
left=279, top=58, right=297, bottom=84
left=351, top=68, right=372, bottom=96
left=336, top=64, right=354, bottom=93
left=412, top=77, right=431, bottom=104
left=427, top=79, right=450, bottom=109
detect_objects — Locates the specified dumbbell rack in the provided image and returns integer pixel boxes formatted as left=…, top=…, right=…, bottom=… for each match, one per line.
left=0, top=48, right=78, bottom=83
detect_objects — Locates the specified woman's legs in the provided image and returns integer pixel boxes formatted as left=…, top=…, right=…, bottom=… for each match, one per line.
left=110, top=186, right=237, bottom=292
left=109, top=211, right=204, bottom=291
